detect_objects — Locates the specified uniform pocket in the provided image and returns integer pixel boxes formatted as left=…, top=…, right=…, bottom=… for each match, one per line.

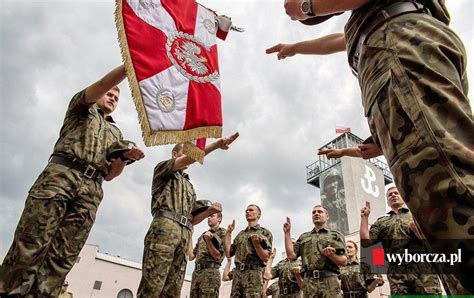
left=366, top=68, right=421, bottom=166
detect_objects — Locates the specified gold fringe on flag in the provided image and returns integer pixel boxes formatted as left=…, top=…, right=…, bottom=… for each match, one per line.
left=183, top=142, right=205, bottom=164
left=114, top=0, right=222, bottom=151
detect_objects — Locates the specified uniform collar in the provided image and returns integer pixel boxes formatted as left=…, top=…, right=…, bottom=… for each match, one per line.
left=209, top=226, right=220, bottom=233
left=245, top=224, right=261, bottom=231
left=311, top=226, right=329, bottom=234
left=347, top=259, right=359, bottom=265
left=98, top=108, right=116, bottom=123
left=387, top=207, right=410, bottom=215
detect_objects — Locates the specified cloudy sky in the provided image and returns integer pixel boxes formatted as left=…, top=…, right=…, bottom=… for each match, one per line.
left=1, top=0, right=472, bottom=276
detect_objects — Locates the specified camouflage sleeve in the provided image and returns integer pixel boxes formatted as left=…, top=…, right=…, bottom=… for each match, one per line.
left=294, top=235, right=303, bottom=258
left=151, top=159, right=176, bottom=197
left=264, top=229, right=273, bottom=253
left=361, top=262, right=378, bottom=286
left=64, top=89, right=91, bottom=118
left=369, top=219, right=383, bottom=244
left=270, top=265, right=279, bottom=279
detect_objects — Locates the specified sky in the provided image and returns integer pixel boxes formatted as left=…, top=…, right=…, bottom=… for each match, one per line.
left=1, top=0, right=472, bottom=276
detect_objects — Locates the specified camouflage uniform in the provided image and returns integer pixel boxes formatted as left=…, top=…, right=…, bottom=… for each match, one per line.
left=269, top=258, right=302, bottom=297
left=229, top=225, right=273, bottom=297
left=340, top=261, right=381, bottom=298
left=344, top=0, right=473, bottom=293
left=137, top=159, right=196, bottom=297
left=0, top=90, right=123, bottom=297
left=294, top=227, right=345, bottom=298
left=190, top=226, right=227, bottom=298
left=266, top=282, right=280, bottom=297
left=369, top=207, right=442, bottom=294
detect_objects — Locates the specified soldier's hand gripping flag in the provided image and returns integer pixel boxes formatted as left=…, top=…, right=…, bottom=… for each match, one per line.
left=115, top=0, right=238, bottom=161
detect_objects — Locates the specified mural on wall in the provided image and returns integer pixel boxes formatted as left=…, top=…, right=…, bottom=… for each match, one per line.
left=320, top=165, right=349, bottom=235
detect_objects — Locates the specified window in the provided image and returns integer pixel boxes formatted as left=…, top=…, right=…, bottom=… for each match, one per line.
left=117, top=289, right=133, bottom=298
left=93, top=280, right=102, bottom=290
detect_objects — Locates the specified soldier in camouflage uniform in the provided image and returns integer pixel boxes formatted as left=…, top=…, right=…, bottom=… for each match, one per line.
left=268, top=0, right=473, bottom=293
left=188, top=211, right=227, bottom=297
left=0, top=65, right=145, bottom=297
left=137, top=133, right=238, bottom=298
left=284, top=205, right=347, bottom=298
left=264, top=244, right=302, bottom=298
left=360, top=186, right=442, bottom=295
left=225, top=205, right=273, bottom=297
left=340, top=240, right=384, bottom=298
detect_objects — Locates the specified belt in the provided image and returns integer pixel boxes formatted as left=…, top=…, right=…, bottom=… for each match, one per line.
left=343, top=291, right=368, bottom=298
left=49, top=154, right=105, bottom=184
left=281, top=284, right=300, bottom=295
left=235, top=263, right=263, bottom=271
left=350, top=1, right=426, bottom=75
left=195, top=262, right=220, bottom=271
left=155, top=209, right=193, bottom=230
left=302, top=269, right=338, bottom=279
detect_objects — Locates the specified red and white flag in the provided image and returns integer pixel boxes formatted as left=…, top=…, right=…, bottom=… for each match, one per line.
left=335, top=127, right=351, bottom=134
left=115, top=0, right=232, bottom=161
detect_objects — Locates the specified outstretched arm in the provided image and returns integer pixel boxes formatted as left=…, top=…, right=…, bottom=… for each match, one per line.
left=85, top=65, right=127, bottom=104
left=284, top=0, right=370, bottom=20
left=191, top=202, right=222, bottom=225
left=266, top=33, right=346, bottom=60
left=172, top=132, right=239, bottom=171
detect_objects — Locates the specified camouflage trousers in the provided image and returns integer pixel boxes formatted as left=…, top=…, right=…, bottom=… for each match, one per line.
left=301, top=276, right=341, bottom=298
left=0, top=163, right=103, bottom=297
left=190, top=267, right=221, bottom=298
left=137, top=216, right=191, bottom=298
left=388, top=274, right=441, bottom=295
left=230, top=269, right=264, bottom=298
left=356, top=12, right=473, bottom=294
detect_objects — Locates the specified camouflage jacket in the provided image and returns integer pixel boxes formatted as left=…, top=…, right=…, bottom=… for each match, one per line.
left=150, top=158, right=196, bottom=219
left=52, top=89, right=123, bottom=175
left=369, top=207, right=424, bottom=254
left=294, top=226, right=346, bottom=274
left=340, top=260, right=379, bottom=292
left=194, top=226, right=227, bottom=265
left=230, top=224, right=273, bottom=267
left=271, top=258, right=302, bottom=291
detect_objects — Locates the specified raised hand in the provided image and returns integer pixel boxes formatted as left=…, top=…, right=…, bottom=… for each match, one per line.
left=361, top=201, right=371, bottom=218
left=266, top=43, right=296, bottom=60
left=216, top=132, right=239, bottom=150
left=283, top=217, right=292, bottom=234
left=227, top=219, right=235, bottom=234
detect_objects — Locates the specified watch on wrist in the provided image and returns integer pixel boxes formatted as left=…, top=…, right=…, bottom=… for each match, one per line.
left=301, top=0, right=314, bottom=16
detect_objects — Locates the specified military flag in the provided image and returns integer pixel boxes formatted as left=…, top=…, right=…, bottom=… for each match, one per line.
left=115, top=0, right=233, bottom=161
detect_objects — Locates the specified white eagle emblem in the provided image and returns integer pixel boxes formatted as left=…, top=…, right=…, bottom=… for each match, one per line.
left=174, top=41, right=209, bottom=75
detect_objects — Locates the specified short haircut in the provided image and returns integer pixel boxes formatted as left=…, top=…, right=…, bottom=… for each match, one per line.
left=172, top=143, right=184, bottom=154
left=216, top=212, right=222, bottom=223
left=111, top=85, right=120, bottom=92
left=313, top=204, right=328, bottom=215
left=248, top=204, right=261, bottom=216
left=386, top=186, right=398, bottom=197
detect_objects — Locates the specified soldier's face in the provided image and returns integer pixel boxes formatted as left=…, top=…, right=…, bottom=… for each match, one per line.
left=97, top=88, right=119, bottom=115
left=326, top=180, right=338, bottom=195
left=245, top=205, right=260, bottom=221
left=312, top=207, right=328, bottom=225
left=346, top=242, right=356, bottom=257
left=207, top=213, right=220, bottom=227
left=387, top=187, right=404, bottom=208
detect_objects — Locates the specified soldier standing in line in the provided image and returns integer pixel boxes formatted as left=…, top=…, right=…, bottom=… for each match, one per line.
left=267, top=0, right=473, bottom=293
left=340, top=240, right=384, bottom=298
left=137, top=133, right=239, bottom=297
left=188, top=209, right=227, bottom=297
left=0, top=65, right=145, bottom=297
left=225, top=205, right=273, bottom=297
left=284, top=205, right=347, bottom=298
left=264, top=244, right=303, bottom=297
left=360, top=186, right=442, bottom=295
